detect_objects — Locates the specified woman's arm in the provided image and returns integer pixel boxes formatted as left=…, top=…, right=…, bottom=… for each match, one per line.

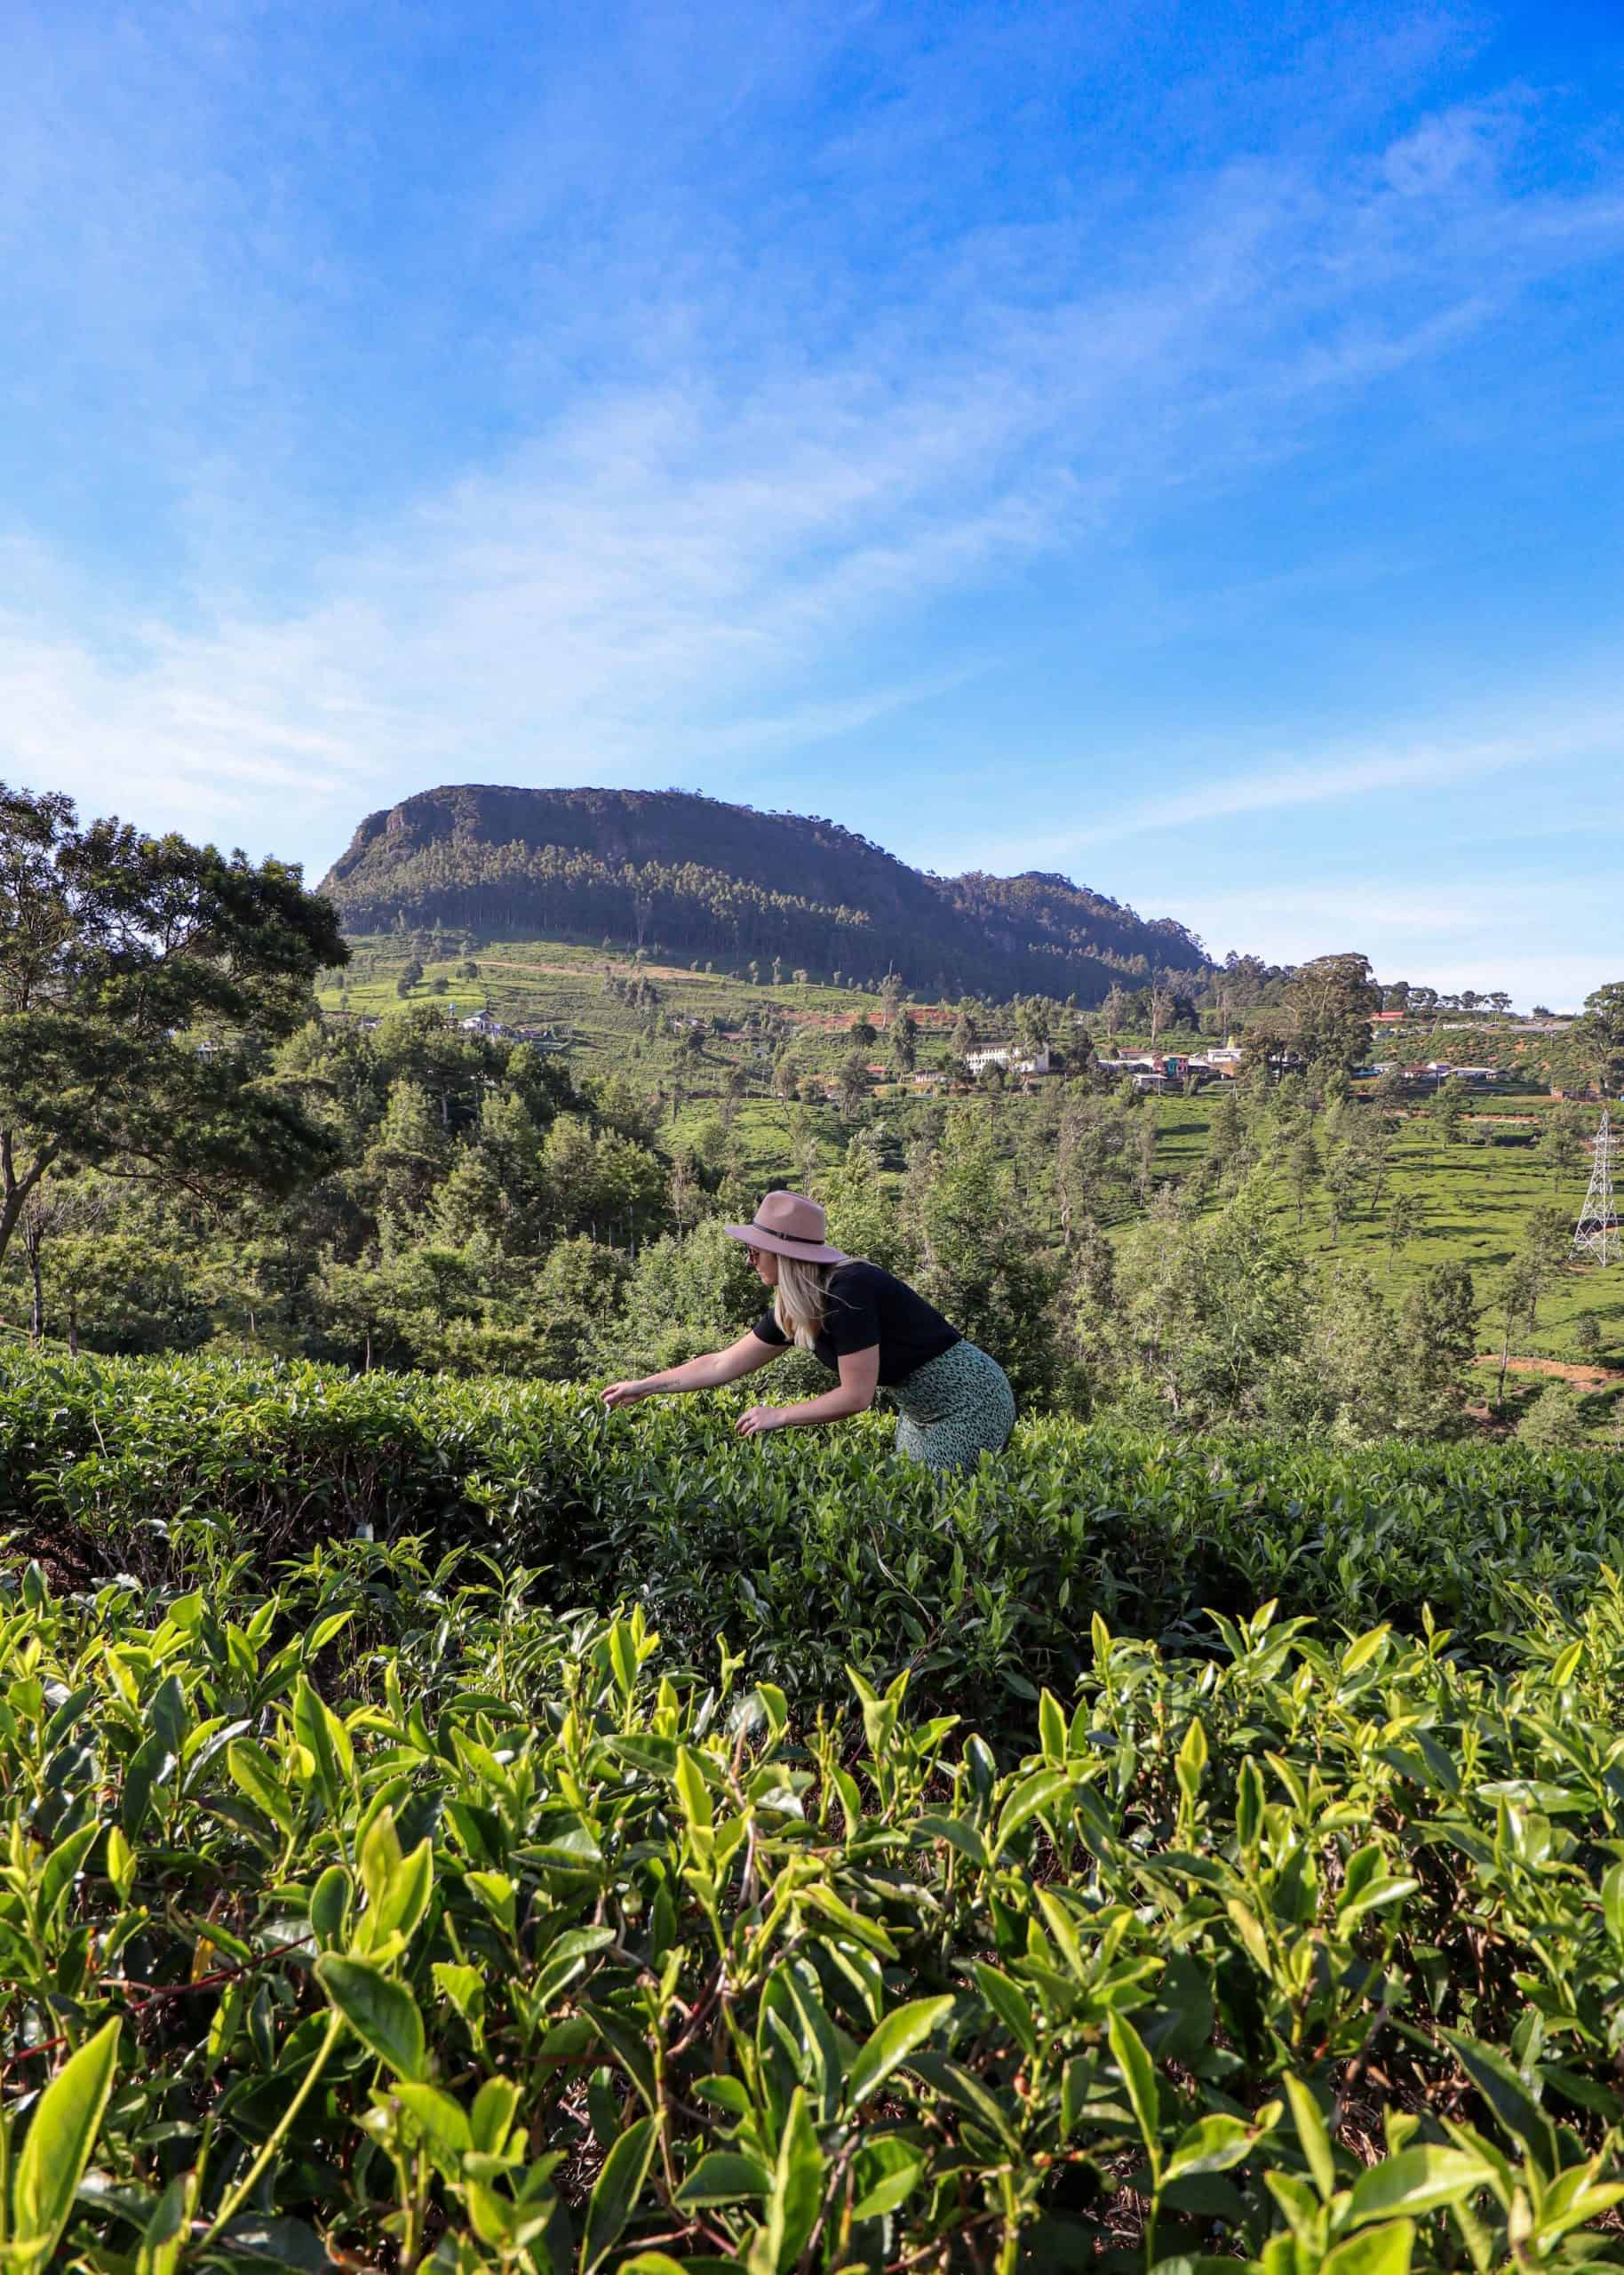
left=602, top=1331, right=780, bottom=1409
left=736, top=1345, right=880, bottom=1438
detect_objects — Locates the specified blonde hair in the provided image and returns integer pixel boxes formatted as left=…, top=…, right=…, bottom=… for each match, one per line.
left=773, top=1257, right=833, bottom=1351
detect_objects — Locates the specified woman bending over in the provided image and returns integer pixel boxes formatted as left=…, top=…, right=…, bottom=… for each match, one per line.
left=601, top=1191, right=1015, bottom=1475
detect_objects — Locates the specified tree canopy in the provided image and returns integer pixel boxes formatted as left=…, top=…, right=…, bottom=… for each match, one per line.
left=0, top=784, right=349, bottom=1268
left=1571, top=980, right=1624, bottom=1093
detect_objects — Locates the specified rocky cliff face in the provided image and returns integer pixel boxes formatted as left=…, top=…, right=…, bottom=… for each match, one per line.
left=320, top=783, right=1205, bottom=999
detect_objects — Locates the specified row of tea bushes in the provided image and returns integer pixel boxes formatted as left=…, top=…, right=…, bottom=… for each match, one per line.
left=3, top=1352, right=1622, bottom=1721
left=3, top=1541, right=1623, bottom=2272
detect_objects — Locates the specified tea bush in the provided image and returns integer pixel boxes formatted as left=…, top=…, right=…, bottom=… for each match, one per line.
left=3, top=1353, right=1622, bottom=1727
left=5, top=1353, right=1624, bottom=2269
left=3, top=1541, right=1623, bottom=2274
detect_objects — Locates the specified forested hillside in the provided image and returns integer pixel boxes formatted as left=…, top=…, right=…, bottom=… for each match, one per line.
left=320, top=785, right=1205, bottom=1000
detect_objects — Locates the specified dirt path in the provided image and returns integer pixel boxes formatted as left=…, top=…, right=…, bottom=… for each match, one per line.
left=1472, top=1354, right=1624, bottom=1391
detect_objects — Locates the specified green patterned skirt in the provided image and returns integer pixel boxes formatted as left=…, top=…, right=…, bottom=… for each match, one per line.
left=891, top=1339, right=1016, bottom=1473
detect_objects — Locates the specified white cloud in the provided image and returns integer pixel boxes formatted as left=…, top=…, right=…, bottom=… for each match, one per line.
left=1023, top=698, right=1624, bottom=856
left=1, top=1, right=1622, bottom=930
left=1164, top=877, right=1620, bottom=1010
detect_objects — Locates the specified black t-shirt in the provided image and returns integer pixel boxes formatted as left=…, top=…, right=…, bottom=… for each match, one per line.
left=752, top=1259, right=959, bottom=1386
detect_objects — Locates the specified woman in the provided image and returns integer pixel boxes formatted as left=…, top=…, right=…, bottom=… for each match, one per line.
left=601, top=1191, right=1016, bottom=1474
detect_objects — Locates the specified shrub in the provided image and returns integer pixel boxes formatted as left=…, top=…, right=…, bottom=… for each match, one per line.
left=4, top=1352, right=1623, bottom=1733
left=3, top=1545, right=1621, bottom=2273
left=1518, top=1382, right=1591, bottom=1450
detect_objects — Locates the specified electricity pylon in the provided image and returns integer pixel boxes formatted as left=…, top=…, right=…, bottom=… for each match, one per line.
left=1572, top=1107, right=1620, bottom=1265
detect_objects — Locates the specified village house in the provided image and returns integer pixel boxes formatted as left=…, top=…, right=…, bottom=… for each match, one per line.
left=966, top=1043, right=1053, bottom=1076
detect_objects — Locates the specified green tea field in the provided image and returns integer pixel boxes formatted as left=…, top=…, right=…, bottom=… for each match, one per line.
left=4, top=1351, right=1623, bottom=2272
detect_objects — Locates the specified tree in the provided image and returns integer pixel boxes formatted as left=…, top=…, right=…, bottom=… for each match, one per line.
left=1384, top=1190, right=1426, bottom=1275
left=888, top=1014, right=918, bottom=1076
left=1060, top=1027, right=1095, bottom=1082
left=13, top=1173, right=114, bottom=1345
left=1287, top=1126, right=1322, bottom=1229
left=1492, top=1256, right=1541, bottom=1413
left=906, top=1107, right=1063, bottom=1403
left=0, top=782, right=347, bottom=1274
left=951, top=1008, right=977, bottom=1058
left=1114, top=1179, right=1306, bottom=1427
left=1570, top=980, right=1624, bottom=1094
left=1015, top=996, right=1055, bottom=1058
left=1513, top=1202, right=1572, bottom=1329
left=1206, top=1088, right=1246, bottom=1184
left=1279, top=952, right=1381, bottom=1073
left=427, top=1145, right=510, bottom=1252
left=397, top=956, right=425, bottom=997
left=594, top=1220, right=759, bottom=1377
left=1063, top=1215, right=1125, bottom=1409
left=813, top=1137, right=919, bottom=1277
left=1322, top=1148, right=1357, bottom=1244
left=1539, top=1102, right=1590, bottom=1191
left=530, top=1238, right=631, bottom=1377
left=1238, top=1017, right=1294, bottom=1084
left=1054, top=1098, right=1131, bottom=1241
left=1397, top=1260, right=1477, bottom=1432
left=1280, top=1265, right=1405, bottom=1441
left=357, top=1078, right=451, bottom=1222
left=1430, top=1075, right=1470, bottom=1145
left=836, top=1051, right=872, bottom=1121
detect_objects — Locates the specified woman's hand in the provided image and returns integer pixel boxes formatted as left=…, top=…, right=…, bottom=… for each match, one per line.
left=736, top=1404, right=788, bottom=1438
left=601, top=1379, right=655, bottom=1409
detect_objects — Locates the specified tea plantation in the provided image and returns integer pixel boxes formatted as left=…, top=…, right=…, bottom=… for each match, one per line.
left=4, top=1353, right=1623, bottom=2274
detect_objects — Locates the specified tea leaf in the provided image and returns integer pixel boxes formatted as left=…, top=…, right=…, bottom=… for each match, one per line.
left=848, top=1996, right=956, bottom=2106
left=316, top=1954, right=426, bottom=2080
left=12, top=2017, right=122, bottom=2275
left=580, top=2113, right=661, bottom=2271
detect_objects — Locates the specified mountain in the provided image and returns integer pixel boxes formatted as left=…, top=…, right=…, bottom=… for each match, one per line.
left=319, top=784, right=1207, bottom=1002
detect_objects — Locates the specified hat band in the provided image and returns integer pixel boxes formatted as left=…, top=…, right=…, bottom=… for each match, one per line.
left=753, top=1219, right=829, bottom=1245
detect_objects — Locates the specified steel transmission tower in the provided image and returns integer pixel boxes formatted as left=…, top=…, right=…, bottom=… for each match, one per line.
left=1572, top=1107, right=1620, bottom=1265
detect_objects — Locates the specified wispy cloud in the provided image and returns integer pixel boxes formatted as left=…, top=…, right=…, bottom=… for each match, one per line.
left=1023, top=696, right=1624, bottom=856
left=1, top=0, right=1621, bottom=928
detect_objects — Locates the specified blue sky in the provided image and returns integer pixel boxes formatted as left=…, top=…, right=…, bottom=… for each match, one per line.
left=4, top=1, right=1621, bottom=1006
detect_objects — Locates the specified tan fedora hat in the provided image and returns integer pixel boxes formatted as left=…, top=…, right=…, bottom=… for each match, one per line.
left=724, top=1190, right=848, bottom=1265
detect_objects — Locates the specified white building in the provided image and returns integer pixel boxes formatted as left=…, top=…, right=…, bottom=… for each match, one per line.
left=966, top=1043, right=1052, bottom=1076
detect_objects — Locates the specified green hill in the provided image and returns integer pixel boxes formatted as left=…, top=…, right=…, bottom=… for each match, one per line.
left=319, top=782, right=1206, bottom=1001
